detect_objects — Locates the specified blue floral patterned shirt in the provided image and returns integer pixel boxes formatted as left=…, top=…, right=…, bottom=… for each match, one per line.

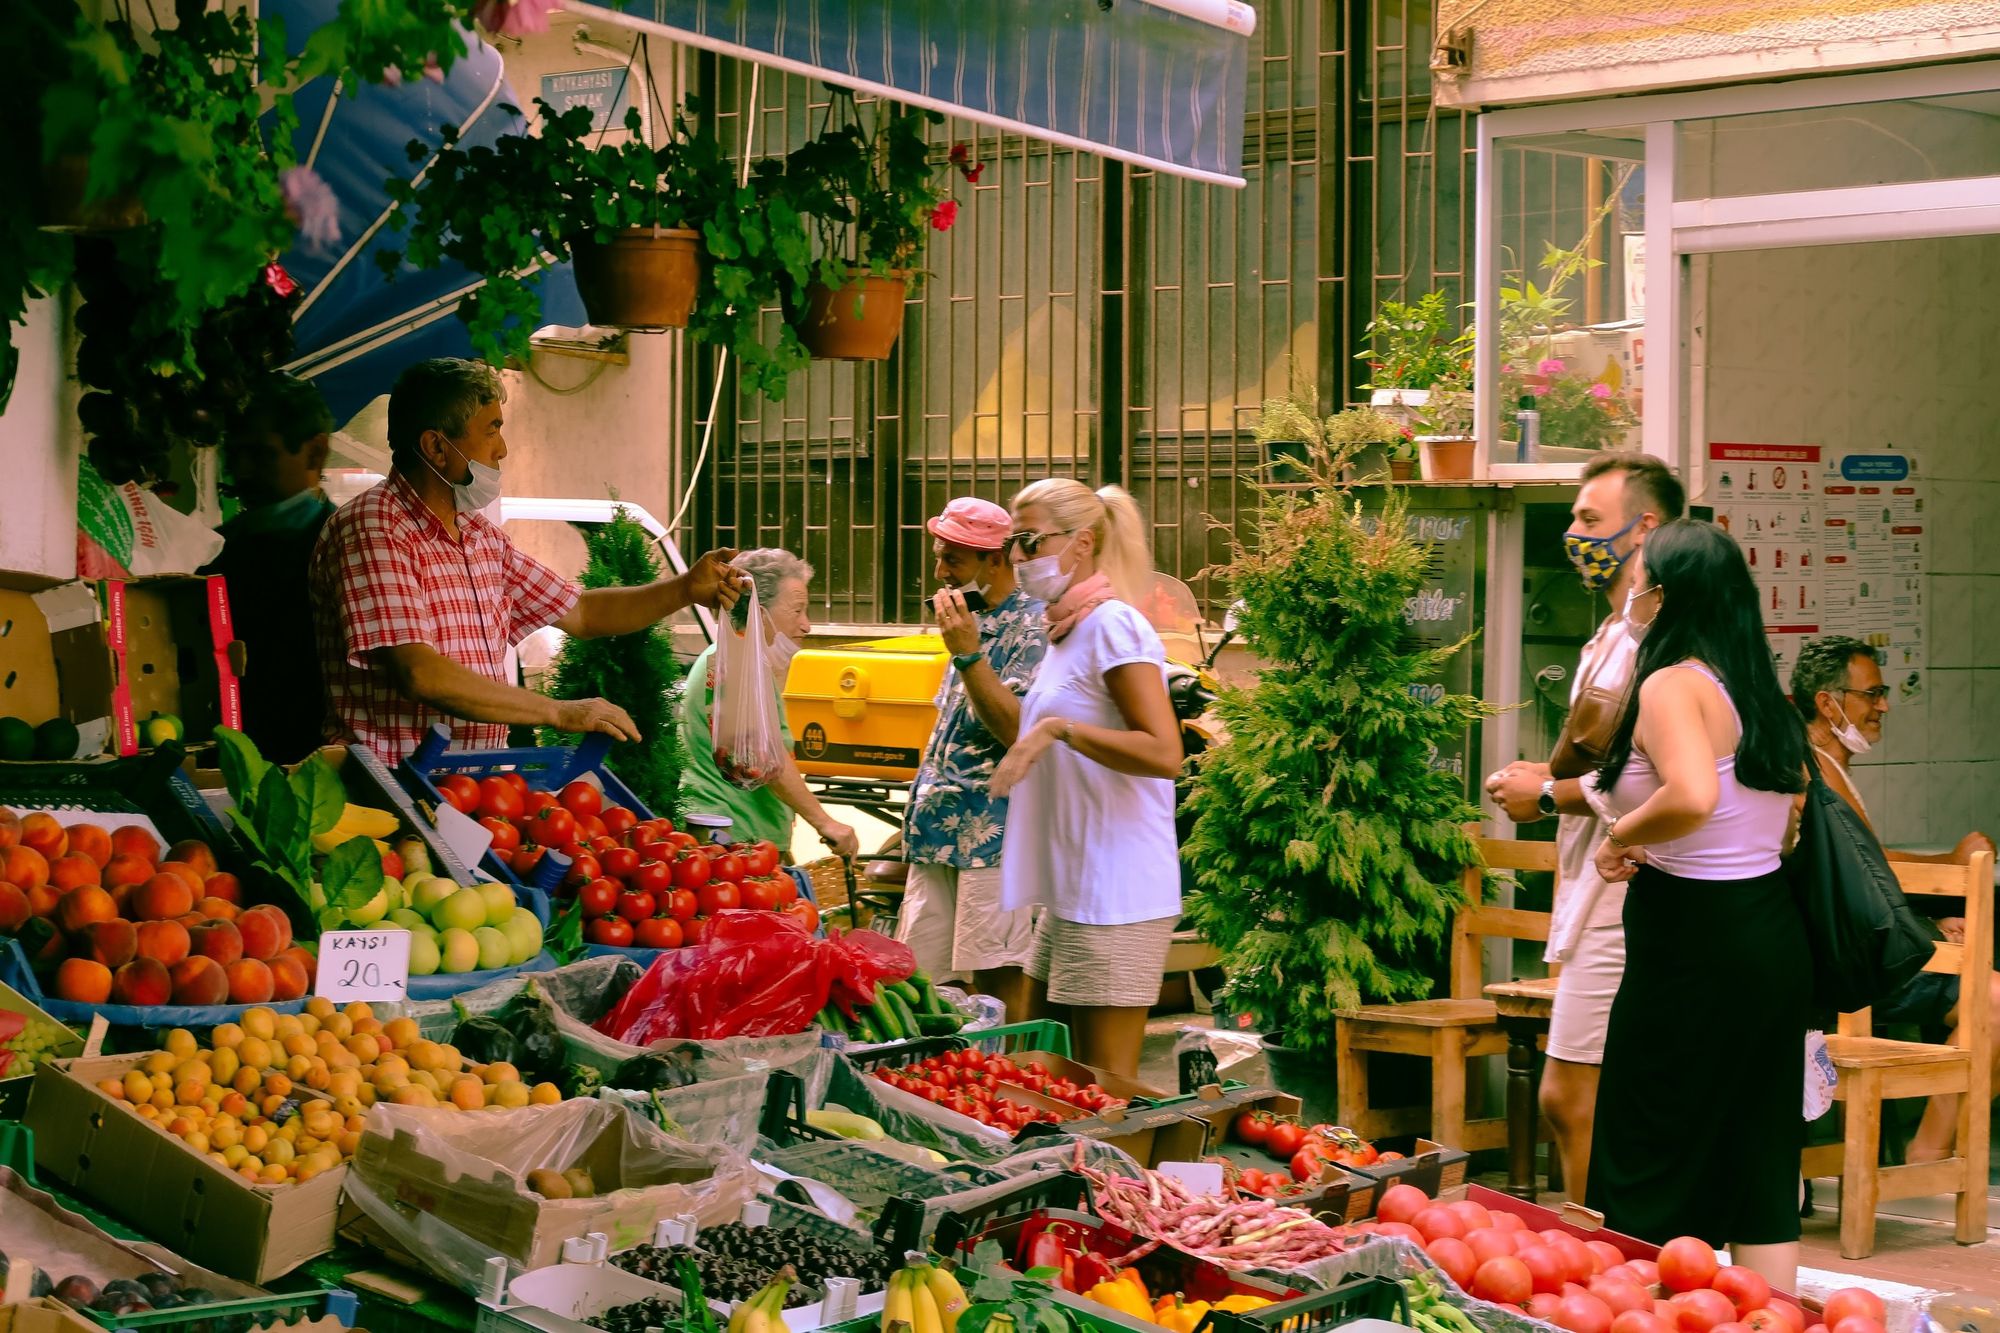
left=902, top=587, right=1048, bottom=868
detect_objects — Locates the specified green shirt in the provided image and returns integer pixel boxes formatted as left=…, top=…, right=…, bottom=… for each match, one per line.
left=676, top=643, right=796, bottom=847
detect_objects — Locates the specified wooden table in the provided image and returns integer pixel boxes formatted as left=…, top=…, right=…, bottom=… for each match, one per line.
left=1484, top=976, right=1560, bottom=1200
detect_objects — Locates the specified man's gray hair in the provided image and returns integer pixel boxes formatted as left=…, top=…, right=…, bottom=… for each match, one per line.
left=388, top=358, right=506, bottom=468
left=734, top=548, right=815, bottom=610
left=1790, top=635, right=1879, bottom=724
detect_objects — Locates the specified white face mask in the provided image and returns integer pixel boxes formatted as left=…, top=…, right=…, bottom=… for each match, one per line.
left=1824, top=702, right=1873, bottom=756
left=1623, top=584, right=1660, bottom=641
left=1015, top=553, right=1072, bottom=602
left=426, top=438, right=503, bottom=514
left=767, top=633, right=801, bottom=680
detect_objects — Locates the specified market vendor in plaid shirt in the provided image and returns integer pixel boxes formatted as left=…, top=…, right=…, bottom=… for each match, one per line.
left=309, top=358, right=743, bottom=765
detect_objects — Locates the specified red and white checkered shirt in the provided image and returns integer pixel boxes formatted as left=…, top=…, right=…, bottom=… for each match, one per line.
left=309, top=472, right=579, bottom=766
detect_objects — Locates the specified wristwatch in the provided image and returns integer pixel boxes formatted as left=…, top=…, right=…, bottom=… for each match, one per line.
left=1537, top=778, right=1558, bottom=818
left=951, top=651, right=983, bottom=672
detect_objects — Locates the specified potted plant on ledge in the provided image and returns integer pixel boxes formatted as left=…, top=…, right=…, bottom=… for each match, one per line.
left=779, top=94, right=978, bottom=361
left=1357, top=290, right=1473, bottom=430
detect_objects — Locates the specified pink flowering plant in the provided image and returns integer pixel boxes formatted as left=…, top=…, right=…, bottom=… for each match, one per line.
left=1501, top=358, right=1638, bottom=451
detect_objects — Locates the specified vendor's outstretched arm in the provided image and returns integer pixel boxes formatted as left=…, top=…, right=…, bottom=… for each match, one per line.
left=559, top=548, right=745, bottom=639
left=375, top=643, right=639, bottom=740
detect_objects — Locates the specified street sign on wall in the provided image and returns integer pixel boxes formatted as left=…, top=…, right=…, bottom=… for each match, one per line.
left=540, top=68, right=635, bottom=132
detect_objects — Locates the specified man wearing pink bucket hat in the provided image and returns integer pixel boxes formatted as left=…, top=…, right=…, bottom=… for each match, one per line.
left=898, top=497, right=1048, bottom=1020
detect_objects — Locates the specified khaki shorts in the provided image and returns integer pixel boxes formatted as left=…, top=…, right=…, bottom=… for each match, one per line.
left=1026, top=914, right=1178, bottom=1008
left=1547, top=921, right=1626, bottom=1065
left=896, top=863, right=1037, bottom=977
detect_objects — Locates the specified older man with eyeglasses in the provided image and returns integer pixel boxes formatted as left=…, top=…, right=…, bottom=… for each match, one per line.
left=1792, top=635, right=1999, bottom=1166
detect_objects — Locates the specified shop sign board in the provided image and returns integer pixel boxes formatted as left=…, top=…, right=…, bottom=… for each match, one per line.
left=1360, top=505, right=1485, bottom=798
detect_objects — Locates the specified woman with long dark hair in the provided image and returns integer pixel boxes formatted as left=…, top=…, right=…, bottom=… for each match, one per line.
left=1587, top=519, right=1810, bottom=1288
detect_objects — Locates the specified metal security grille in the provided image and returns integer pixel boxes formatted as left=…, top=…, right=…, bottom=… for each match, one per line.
left=689, top=1, right=1474, bottom=626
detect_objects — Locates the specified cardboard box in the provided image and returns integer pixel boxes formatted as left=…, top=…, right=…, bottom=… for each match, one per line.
left=0, top=579, right=240, bottom=757
left=0, top=1300, right=100, bottom=1333
left=1023, top=1102, right=1210, bottom=1170
left=1168, top=1088, right=1375, bottom=1223
left=23, top=1053, right=345, bottom=1284
left=0, top=981, right=85, bottom=1120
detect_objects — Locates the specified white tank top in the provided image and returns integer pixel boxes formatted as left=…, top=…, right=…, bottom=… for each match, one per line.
left=1592, top=662, right=1794, bottom=881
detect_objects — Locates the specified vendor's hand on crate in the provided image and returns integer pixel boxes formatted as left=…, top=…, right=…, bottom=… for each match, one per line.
left=555, top=696, right=641, bottom=742
left=688, top=548, right=747, bottom=611
left=817, top=818, right=860, bottom=859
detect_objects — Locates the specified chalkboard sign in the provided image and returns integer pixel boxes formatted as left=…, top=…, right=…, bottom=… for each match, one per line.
left=541, top=68, right=635, bottom=133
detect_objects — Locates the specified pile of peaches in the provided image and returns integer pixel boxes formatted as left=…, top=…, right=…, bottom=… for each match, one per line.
left=0, top=806, right=315, bottom=1009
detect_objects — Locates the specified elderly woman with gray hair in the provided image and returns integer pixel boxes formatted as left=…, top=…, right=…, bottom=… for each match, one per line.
left=676, top=548, right=860, bottom=858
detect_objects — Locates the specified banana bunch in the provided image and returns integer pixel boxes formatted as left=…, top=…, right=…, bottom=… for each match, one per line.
left=882, top=1253, right=967, bottom=1333
left=727, top=1265, right=798, bottom=1333
left=312, top=803, right=401, bottom=854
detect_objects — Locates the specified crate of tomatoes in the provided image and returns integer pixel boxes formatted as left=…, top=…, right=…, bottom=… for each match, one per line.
left=570, top=834, right=811, bottom=958
left=853, top=1037, right=1145, bottom=1134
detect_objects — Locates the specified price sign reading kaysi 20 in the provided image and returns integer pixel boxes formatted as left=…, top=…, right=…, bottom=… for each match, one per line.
left=314, top=930, right=412, bottom=1004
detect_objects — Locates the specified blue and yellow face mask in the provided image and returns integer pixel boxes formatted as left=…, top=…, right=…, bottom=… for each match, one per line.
left=1563, top=514, right=1641, bottom=591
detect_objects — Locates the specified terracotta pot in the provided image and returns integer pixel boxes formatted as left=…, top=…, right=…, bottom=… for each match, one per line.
left=1418, top=435, right=1477, bottom=480
left=37, top=154, right=147, bottom=232
left=1389, top=458, right=1419, bottom=481
left=571, top=227, right=702, bottom=330
left=798, top=271, right=909, bottom=361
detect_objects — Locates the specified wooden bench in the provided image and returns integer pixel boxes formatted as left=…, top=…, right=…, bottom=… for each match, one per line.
left=1333, top=837, right=1557, bottom=1152
left=1799, top=850, right=1994, bottom=1259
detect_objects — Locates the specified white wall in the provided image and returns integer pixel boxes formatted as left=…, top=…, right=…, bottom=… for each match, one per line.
left=1700, top=233, right=2000, bottom=848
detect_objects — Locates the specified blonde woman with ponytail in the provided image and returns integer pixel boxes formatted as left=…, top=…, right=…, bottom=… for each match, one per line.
left=990, top=479, right=1184, bottom=1075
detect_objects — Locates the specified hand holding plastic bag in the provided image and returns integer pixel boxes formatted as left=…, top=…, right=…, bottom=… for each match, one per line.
left=712, top=585, right=789, bottom=790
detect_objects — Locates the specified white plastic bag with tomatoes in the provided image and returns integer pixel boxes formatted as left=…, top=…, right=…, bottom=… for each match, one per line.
left=710, top=585, right=789, bottom=790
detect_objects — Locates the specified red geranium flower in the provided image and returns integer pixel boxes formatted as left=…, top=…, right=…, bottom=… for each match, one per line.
left=929, top=200, right=959, bottom=231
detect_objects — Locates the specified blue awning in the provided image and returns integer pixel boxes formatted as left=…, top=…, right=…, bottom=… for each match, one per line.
left=269, top=0, right=585, bottom=423
left=567, top=0, right=1254, bottom=187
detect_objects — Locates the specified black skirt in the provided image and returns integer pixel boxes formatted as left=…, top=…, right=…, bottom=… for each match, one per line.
left=1585, top=863, right=1810, bottom=1246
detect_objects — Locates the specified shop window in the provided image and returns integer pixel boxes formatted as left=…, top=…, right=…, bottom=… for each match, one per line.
left=1678, top=91, right=2000, bottom=199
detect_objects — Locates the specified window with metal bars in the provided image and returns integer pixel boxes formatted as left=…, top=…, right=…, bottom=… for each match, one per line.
left=688, top=0, right=1474, bottom=627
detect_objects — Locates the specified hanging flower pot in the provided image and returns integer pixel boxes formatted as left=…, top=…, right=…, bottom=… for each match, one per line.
left=37, top=154, right=147, bottom=233
left=570, top=227, right=702, bottom=330
left=797, top=270, right=909, bottom=361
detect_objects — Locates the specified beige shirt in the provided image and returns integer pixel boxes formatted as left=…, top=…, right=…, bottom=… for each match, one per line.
left=1548, top=616, right=1638, bottom=962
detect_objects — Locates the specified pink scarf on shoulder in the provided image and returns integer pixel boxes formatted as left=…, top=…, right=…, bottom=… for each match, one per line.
left=1046, top=572, right=1116, bottom=642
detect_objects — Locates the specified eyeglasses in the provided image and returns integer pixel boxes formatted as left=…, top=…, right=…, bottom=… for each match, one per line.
left=1007, top=529, right=1073, bottom=557
left=1842, top=686, right=1891, bottom=704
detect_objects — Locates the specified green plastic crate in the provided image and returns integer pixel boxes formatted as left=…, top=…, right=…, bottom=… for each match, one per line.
left=961, top=1019, right=1071, bottom=1059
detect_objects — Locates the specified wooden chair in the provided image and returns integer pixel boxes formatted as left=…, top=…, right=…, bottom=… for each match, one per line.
left=1800, top=850, right=1994, bottom=1259
left=1333, top=837, right=1557, bottom=1151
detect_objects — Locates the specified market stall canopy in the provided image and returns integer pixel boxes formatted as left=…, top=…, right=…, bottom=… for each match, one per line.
left=1433, top=0, right=2000, bottom=108
left=269, top=0, right=585, bottom=423
left=567, top=0, right=1257, bottom=187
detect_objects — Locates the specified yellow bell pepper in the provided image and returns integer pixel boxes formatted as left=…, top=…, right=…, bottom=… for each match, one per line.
left=1117, top=1270, right=1150, bottom=1302
left=1085, top=1279, right=1157, bottom=1324
left=1155, top=1298, right=1212, bottom=1333
left=1213, top=1296, right=1275, bottom=1314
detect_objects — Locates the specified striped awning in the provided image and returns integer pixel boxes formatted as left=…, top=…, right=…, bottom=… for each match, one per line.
left=567, top=0, right=1255, bottom=187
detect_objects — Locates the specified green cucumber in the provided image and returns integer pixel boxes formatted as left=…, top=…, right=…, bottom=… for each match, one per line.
left=916, top=1013, right=964, bottom=1037
left=882, top=989, right=921, bottom=1040
left=888, top=979, right=924, bottom=1008
left=852, top=1006, right=884, bottom=1044
left=871, top=996, right=905, bottom=1042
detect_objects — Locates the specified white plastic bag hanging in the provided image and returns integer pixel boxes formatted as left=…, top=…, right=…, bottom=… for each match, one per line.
left=711, top=585, right=789, bottom=790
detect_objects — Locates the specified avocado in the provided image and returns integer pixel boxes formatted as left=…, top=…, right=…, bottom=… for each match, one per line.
left=33, top=718, right=80, bottom=761
left=0, top=718, right=32, bottom=762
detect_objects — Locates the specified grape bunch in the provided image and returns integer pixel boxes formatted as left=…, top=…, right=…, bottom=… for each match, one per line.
left=0, top=1011, right=72, bottom=1079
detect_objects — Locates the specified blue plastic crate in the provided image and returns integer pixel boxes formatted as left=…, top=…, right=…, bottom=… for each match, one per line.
left=0, top=937, right=308, bottom=1027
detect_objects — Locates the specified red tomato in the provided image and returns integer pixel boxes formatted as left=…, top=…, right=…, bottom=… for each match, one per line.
left=1589, top=1282, right=1654, bottom=1318
left=588, top=916, right=633, bottom=947
left=1376, top=1222, right=1424, bottom=1244
left=1472, top=1258, right=1534, bottom=1307
left=630, top=859, right=673, bottom=897
left=663, top=888, right=698, bottom=920
left=1556, top=1295, right=1616, bottom=1333
left=1552, top=1236, right=1598, bottom=1285
left=785, top=898, right=820, bottom=932
left=636, top=839, right=678, bottom=865
left=1491, top=1213, right=1531, bottom=1234
left=1518, top=1247, right=1568, bottom=1296
left=523, top=790, right=558, bottom=818
left=563, top=853, right=603, bottom=887
left=1658, top=1239, right=1719, bottom=1294
left=1623, top=1261, right=1661, bottom=1289
left=1468, top=1229, right=1518, bottom=1268
left=732, top=876, right=777, bottom=912
left=1413, top=1207, right=1468, bottom=1243
left=1234, top=1110, right=1275, bottom=1148
left=617, top=890, right=655, bottom=923
left=602, top=847, right=641, bottom=880
left=1290, top=1146, right=1328, bottom=1182
left=576, top=814, right=608, bottom=840
left=744, top=841, right=781, bottom=877
left=773, top=872, right=799, bottom=905
left=1446, top=1201, right=1495, bottom=1234
left=579, top=878, right=620, bottom=918
left=526, top=806, right=577, bottom=848
left=710, top=851, right=748, bottom=884
left=1743, top=1315, right=1791, bottom=1333
left=666, top=831, right=698, bottom=851
left=1613, top=1315, right=1675, bottom=1333
left=1585, top=1242, right=1628, bottom=1277
left=1829, top=1319, right=1884, bottom=1333
left=481, top=816, right=522, bottom=853
left=1762, top=1308, right=1806, bottom=1333
left=591, top=835, right=621, bottom=855
left=601, top=806, right=638, bottom=838
left=672, top=851, right=712, bottom=890
left=437, top=774, right=481, bottom=814
left=1820, top=1294, right=1885, bottom=1331
left=1265, top=1121, right=1306, bottom=1158
left=1672, top=1291, right=1737, bottom=1333
left=1427, top=1238, right=1477, bottom=1288
left=1529, top=1296, right=1565, bottom=1322
left=697, top=881, right=740, bottom=915
left=1712, top=1269, right=1772, bottom=1318
left=1377, top=1183, right=1431, bottom=1226
left=498, top=772, right=530, bottom=798
left=683, top=916, right=710, bottom=946
left=560, top=779, right=603, bottom=820
left=634, top=917, right=683, bottom=950
left=1713, top=1325, right=1755, bottom=1333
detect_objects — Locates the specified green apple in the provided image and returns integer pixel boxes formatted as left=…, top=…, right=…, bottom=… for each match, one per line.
left=393, top=836, right=433, bottom=879
left=389, top=909, right=434, bottom=936
left=408, top=931, right=442, bottom=976
left=345, top=885, right=390, bottom=927
left=472, top=926, right=512, bottom=971
left=435, top=887, right=489, bottom=934
left=141, top=712, right=183, bottom=747
left=411, top=875, right=458, bottom=918
left=501, top=908, right=543, bottom=965
left=438, top=927, right=480, bottom=974
left=380, top=875, right=405, bottom=913
left=478, top=882, right=517, bottom=928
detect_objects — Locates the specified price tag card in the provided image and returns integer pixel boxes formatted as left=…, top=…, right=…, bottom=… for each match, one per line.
left=434, top=802, right=495, bottom=870
left=314, top=930, right=411, bottom=1003
left=1157, top=1160, right=1225, bottom=1197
